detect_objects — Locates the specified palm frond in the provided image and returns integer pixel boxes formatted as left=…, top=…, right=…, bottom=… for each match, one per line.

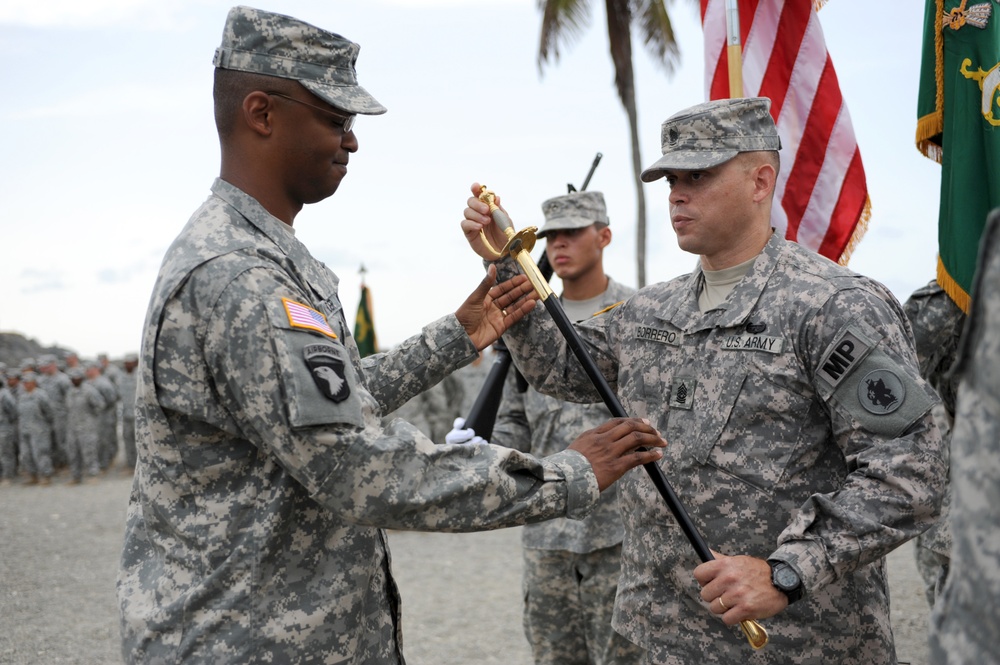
left=537, top=0, right=593, bottom=73
left=635, top=0, right=681, bottom=75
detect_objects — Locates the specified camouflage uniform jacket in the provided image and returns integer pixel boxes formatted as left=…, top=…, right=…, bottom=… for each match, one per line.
left=118, top=369, right=138, bottom=420
left=492, top=276, right=635, bottom=553
left=16, top=389, right=53, bottom=431
left=117, top=179, right=599, bottom=664
left=930, top=211, right=1000, bottom=664
left=498, top=231, right=947, bottom=664
left=0, top=385, right=17, bottom=427
left=38, top=370, right=71, bottom=412
left=66, top=380, right=108, bottom=431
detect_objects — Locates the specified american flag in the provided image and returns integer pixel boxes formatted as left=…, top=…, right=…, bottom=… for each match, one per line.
left=283, top=298, right=338, bottom=339
left=701, top=0, right=870, bottom=264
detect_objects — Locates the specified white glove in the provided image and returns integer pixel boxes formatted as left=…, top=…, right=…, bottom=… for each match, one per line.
left=445, top=417, right=487, bottom=445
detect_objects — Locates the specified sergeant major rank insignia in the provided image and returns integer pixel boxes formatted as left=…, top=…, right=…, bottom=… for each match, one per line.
left=669, top=377, right=696, bottom=410
left=303, top=344, right=351, bottom=402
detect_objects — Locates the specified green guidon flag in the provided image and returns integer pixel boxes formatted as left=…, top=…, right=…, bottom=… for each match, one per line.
left=353, top=284, right=378, bottom=357
left=916, top=0, right=1000, bottom=312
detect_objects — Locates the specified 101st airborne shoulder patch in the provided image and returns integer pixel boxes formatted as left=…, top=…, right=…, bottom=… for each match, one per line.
left=303, top=344, right=351, bottom=402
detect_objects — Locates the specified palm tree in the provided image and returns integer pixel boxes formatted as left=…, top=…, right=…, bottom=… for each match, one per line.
left=537, top=0, right=681, bottom=287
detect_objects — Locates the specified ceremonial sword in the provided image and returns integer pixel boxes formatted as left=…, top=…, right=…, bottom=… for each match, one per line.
left=475, top=185, right=768, bottom=650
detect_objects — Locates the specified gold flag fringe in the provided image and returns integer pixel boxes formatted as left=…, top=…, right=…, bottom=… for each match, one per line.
left=916, top=0, right=946, bottom=163
left=938, top=256, right=971, bottom=313
left=838, top=195, right=872, bottom=266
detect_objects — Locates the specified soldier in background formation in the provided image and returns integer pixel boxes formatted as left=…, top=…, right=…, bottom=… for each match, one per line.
left=903, top=279, right=966, bottom=608
left=489, top=190, right=641, bottom=665
left=0, top=364, right=18, bottom=485
left=0, top=352, right=136, bottom=488
left=16, top=371, right=55, bottom=486
left=65, top=364, right=108, bottom=484
left=119, top=354, right=139, bottom=471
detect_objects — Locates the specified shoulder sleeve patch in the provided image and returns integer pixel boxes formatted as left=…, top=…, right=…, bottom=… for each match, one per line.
left=282, top=298, right=338, bottom=339
left=828, top=348, right=933, bottom=438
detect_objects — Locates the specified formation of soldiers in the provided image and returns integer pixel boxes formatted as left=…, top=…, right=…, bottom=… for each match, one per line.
left=0, top=351, right=138, bottom=486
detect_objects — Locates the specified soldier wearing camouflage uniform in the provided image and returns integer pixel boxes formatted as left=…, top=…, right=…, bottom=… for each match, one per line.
left=37, top=354, right=71, bottom=468
left=118, top=354, right=139, bottom=470
left=930, top=209, right=1000, bottom=664
left=94, top=355, right=121, bottom=470
left=491, top=191, right=641, bottom=664
left=462, top=97, right=947, bottom=664
left=65, top=365, right=108, bottom=483
left=116, top=7, right=665, bottom=664
left=0, top=366, right=18, bottom=484
left=903, top=279, right=965, bottom=607
left=16, top=371, right=55, bottom=485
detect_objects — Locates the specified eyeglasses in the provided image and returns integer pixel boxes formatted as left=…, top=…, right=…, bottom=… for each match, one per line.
left=266, top=91, right=356, bottom=133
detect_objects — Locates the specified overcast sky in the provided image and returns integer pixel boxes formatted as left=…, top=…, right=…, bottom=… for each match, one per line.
left=0, top=1, right=941, bottom=360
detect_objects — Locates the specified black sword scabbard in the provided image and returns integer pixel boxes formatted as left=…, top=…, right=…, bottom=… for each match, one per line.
left=539, top=295, right=713, bottom=562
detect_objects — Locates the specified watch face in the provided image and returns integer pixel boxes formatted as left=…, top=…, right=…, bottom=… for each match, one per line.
left=774, top=563, right=800, bottom=590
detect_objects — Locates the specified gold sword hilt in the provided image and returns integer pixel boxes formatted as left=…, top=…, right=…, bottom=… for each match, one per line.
left=740, top=618, right=768, bottom=650
left=478, top=185, right=554, bottom=299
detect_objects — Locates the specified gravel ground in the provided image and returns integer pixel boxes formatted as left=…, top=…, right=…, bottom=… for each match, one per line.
left=0, top=473, right=932, bottom=664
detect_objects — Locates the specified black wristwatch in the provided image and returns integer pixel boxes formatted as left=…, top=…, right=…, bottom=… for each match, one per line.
left=767, top=560, right=803, bottom=605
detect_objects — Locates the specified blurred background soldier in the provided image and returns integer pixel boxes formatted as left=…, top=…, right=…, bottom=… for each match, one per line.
left=65, top=365, right=107, bottom=484
left=0, top=364, right=18, bottom=485
left=903, top=279, right=965, bottom=607
left=37, top=354, right=71, bottom=471
left=16, top=371, right=54, bottom=486
left=118, top=353, right=139, bottom=472
left=490, top=190, right=640, bottom=664
left=930, top=210, right=1000, bottom=663
left=93, top=356, right=120, bottom=471
left=64, top=353, right=81, bottom=371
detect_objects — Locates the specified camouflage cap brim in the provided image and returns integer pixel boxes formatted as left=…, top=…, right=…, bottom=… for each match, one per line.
left=640, top=149, right=741, bottom=182
left=301, top=80, right=386, bottom=116
left=537, top=217, right=602, bottom=238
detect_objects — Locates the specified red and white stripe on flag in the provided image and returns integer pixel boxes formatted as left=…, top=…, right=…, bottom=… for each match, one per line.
left=700, top=0, right=870, bottom=264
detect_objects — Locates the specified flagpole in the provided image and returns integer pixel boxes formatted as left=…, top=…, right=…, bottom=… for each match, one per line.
left=725, top=0, right=744, bottom=98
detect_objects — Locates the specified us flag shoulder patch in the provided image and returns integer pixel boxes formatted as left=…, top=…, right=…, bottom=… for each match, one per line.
left=282, top=298, right=338, bottom=339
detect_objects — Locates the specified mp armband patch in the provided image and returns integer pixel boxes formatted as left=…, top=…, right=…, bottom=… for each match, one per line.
left=817, top=327, right=875, bottom=388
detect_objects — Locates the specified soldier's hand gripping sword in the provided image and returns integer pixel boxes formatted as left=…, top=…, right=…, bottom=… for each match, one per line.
left=475, top=185, right=768, bottom=651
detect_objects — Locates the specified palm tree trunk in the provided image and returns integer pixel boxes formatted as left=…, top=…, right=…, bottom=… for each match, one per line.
left=604, top=0, right=647, bottom=287
left=626, top=94, right=647, bottom=288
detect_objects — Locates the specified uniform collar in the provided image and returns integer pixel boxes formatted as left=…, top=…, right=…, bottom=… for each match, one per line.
left=655, top=231, right=785, bottom=331
left=211, top=178, right=340, bottom=299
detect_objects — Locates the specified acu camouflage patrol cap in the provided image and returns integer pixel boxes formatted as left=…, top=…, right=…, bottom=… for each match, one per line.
left=537, top=191, right=609, bottom=239
left=213, top=6, right=386, bottom=116
left=640, top=97, right=781, bottom=182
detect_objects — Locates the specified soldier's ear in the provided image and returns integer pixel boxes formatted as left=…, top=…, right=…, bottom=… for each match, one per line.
left=597, top=225, right=612, bottom=249
left=243, top=91, right=275, bottom=137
